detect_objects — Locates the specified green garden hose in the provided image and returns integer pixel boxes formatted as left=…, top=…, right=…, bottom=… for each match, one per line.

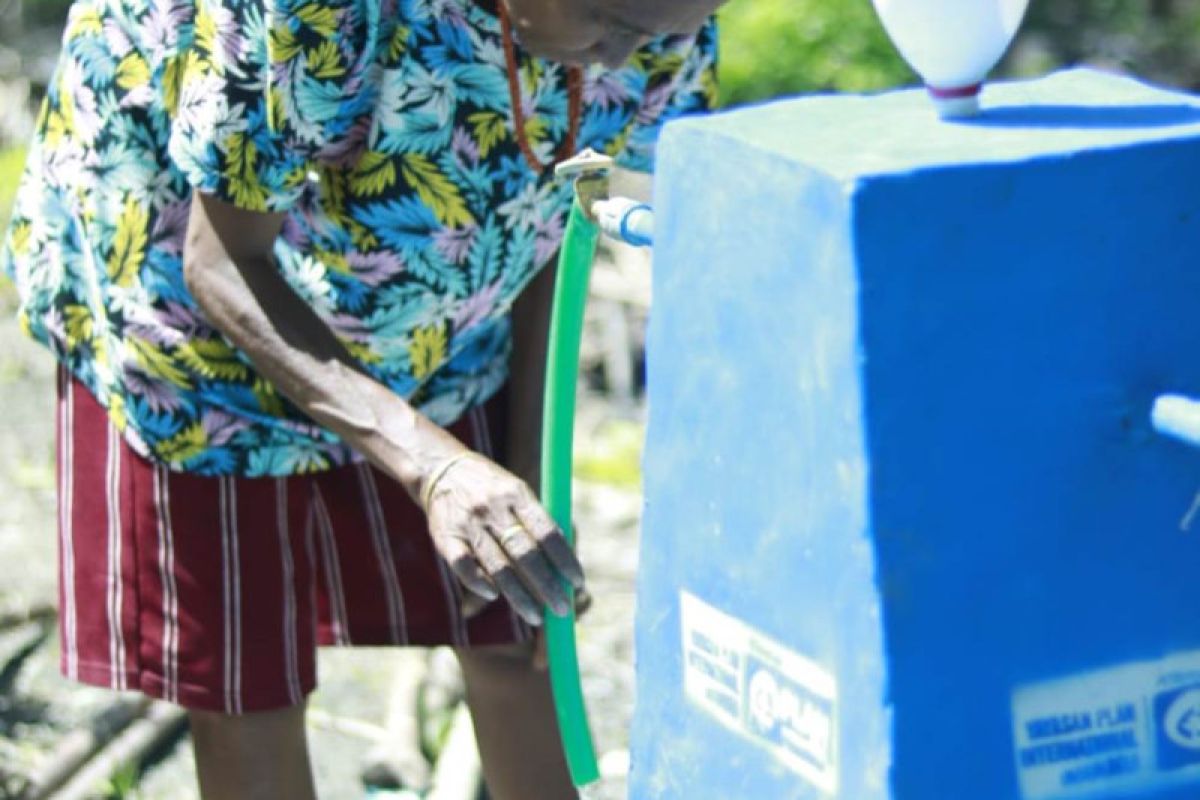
left=540, top=199, right=601, bottom=788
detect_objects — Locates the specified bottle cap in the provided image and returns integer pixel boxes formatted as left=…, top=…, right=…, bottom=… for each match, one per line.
left=928, top=83, right=982, bottom=119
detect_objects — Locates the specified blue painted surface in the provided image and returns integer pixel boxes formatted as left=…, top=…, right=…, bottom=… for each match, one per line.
left=630, top=70, right=1200, bottom=799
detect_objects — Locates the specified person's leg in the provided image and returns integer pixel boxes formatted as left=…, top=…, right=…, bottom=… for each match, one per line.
left=454, top=642, right=577, bottom=800
left=190, top=703, right=317, bottom=800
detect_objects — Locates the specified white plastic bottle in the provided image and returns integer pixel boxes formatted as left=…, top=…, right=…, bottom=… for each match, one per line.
left=872, top=0, right=1031, bottom=118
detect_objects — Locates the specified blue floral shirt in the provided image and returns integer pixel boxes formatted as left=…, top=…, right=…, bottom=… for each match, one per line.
left=1, top=0, right=716, bottom=475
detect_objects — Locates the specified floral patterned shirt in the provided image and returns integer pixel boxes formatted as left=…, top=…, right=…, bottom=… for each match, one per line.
left=1, top=0, right=716, bottom=475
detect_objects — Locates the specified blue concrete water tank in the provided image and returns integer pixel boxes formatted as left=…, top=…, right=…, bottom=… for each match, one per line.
left=629, top=70, right=1200, bottom=799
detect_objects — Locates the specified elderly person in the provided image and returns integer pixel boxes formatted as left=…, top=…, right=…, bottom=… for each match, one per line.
left=1, top=0, right=721, bottom=796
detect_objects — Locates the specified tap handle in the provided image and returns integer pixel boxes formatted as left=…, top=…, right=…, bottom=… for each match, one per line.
left=1152, top=394, right=1200, bottom=450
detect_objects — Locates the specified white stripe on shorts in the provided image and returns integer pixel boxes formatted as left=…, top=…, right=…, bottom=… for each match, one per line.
left=303, top=502, right=319, bottom=647
left=355, top=464, right=409, bottom=645
left=469, top=406, right=494, bottom=459
left=153, top=465, right=180, bottom=704
left=219, top=477, right=244, bottom=714
left=59, top=370, right=79, bottom=680
left=434, top=555, right=470, bottom=647
left=275, top=479, right=303, bottom=706
left=105, top=423, right=127, bottom=690
left=312, top=486, right=351, bottom=645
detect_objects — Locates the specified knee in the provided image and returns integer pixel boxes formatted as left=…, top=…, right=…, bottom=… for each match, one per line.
left=189, top=707, right=256, bottom=736
left=188, top=707, right=238, bottom=741
left=188, top=703, right=307, bottom=750
left=188, top=704, right=315, bottom=800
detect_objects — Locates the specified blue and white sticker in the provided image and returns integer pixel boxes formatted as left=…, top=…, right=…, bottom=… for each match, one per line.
left=680, top=590, right=838, bottom=794
left=1012, top=650, right=1200, bottom=799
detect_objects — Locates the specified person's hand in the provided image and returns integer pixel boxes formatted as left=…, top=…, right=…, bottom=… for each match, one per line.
left=423, top=452, right=585, bottom=625
left=501, top=0, right=724, bottom=68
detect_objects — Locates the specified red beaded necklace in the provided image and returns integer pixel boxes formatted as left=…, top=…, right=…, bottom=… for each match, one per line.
left=497, top=2, right=584, bottom=174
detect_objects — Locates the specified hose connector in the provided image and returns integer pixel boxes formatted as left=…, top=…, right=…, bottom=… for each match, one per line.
left=592, top=197, right=654, bottom=248
left=555, top=149, right=614, bottom=222
left=555, top=149, right=655, bottom=248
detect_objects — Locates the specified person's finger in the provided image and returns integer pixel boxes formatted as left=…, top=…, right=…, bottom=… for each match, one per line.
left=461, top=592, right=491, bottom=620
left=473, top=533, right=544, bottom=625
left=438, top=535, right=498, bottom=603
left=492, top=522, right=571, bottom=617
left=512, top=498, right=585, bottom=590
left=495, top=567, right=543, bottom=626
left=574, top=586, right=593, bottom=619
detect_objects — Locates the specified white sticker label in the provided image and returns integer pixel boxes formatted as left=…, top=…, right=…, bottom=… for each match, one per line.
left=1012, top=650, right=1200, bottom=799
left=680, top=590, right=838, bottom=794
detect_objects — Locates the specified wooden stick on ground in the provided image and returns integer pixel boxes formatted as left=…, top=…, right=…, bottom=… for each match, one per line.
left=50, top=701, right=187, bottom=800
left=0, top=621, right=48, bottom=693
left=306, top=707, right=388, bottom=743
left=23, top=697, right=153, bottom=799
left=0, top=604, right=55, bottom=633
left=359, top=648, right=433, bottom=792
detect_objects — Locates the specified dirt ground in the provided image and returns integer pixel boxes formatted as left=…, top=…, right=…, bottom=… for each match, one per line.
left=0, top=280, right=647, bottom=799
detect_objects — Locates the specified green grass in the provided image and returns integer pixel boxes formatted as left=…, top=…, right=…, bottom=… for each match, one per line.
left=574, top=419, right=644, bottom=487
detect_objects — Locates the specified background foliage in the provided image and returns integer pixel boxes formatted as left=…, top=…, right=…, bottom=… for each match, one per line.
left=717, top=0, right=1200, bottom=106
left=0, top=147, right=24, bottom=224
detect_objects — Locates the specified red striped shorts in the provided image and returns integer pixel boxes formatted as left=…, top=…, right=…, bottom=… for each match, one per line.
left=56, top=370, right=531, bottom=714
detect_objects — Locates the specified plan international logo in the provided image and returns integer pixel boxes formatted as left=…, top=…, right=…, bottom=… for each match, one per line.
left=1155, top=684, right=1200, bottom=771
left=1012, top=654, right=1200, bottom=799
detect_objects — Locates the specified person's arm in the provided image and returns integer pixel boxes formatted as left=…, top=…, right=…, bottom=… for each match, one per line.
left=183, top=192, right=583, bottom=623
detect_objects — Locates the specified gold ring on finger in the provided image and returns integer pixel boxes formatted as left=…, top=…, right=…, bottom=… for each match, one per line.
left=498, top=524, right=527, bottom=547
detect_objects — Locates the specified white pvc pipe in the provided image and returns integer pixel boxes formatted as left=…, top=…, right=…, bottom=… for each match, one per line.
left=592, top=197, right=654, bottom=247
left=1151, top=394, right=1200, bottom=450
